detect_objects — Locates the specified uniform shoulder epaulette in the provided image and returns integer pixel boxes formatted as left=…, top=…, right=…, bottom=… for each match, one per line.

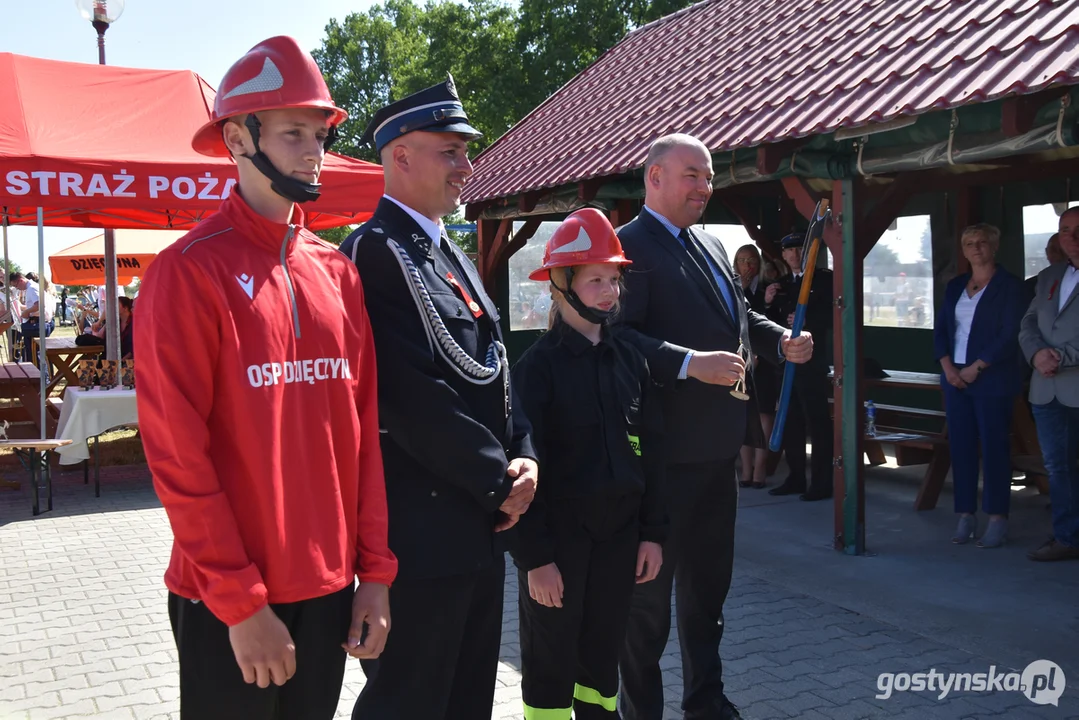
left=349, top=221, right=388, bottom=263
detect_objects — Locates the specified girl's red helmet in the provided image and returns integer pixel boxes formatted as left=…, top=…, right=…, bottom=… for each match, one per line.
left=529, top=208, right=631, bottom=282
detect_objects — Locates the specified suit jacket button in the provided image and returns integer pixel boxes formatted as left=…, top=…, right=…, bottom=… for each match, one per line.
left=486, top=491, right=496, bottom=497
left=431, top=490, right=438, bottom=497
left=457, top=307, right=463, bottom=317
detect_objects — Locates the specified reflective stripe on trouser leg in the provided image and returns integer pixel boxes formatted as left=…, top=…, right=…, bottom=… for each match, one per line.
left=574, top=683, right=617, bottom=711
left=522, top=703, right=572, bottom=720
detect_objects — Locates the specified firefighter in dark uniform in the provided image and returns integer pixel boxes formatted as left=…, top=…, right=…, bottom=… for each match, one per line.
left=340, top=76, right=538, bottom=720
left=512, top=209, right=667, bottom=720
left=765, top=231, right=835, bottom=501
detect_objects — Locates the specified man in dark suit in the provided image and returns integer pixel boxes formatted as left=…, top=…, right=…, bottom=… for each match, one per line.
left=340, top=77, right=538, bottom=719
left=764, top=232, right=835, bottom=501
left=616, top=133, right=815, bottom=720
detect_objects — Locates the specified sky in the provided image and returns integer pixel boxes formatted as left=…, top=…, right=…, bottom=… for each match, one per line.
left=1, top=0, right=373, bottom=277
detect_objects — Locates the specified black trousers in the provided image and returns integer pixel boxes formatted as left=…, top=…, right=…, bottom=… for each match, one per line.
left=353, top=557, right=504, bottom=720
left=520, top=495, right=641, bottom=719
left=782, top=364, right=834, bottom=491
left=168, top=585, right=353, bottom=720
left=619, top=459, right=737, bottom=720
left=19, top=320, right=53, bottom=361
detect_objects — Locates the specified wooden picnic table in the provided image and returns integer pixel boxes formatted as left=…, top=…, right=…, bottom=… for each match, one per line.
left=0, top=361, right=56, bottom=437
left=831, top=368, right=1044, bottom=509
left=30, top=337, right=104, bottom=397
left=862, top=369, right=1043, bottom=484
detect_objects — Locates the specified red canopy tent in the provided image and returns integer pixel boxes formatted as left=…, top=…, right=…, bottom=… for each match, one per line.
left=0, top=52, right=382, bottom=231
left=0, top=52, right=383, bottom=438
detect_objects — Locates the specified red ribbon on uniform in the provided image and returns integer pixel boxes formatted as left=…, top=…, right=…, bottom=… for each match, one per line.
left=1050, top=279, right=1059, bottom=300
left=446, top=272, right=484, bottom=318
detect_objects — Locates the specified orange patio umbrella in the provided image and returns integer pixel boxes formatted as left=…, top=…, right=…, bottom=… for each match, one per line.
left=48, top=230, right=183, bottom=285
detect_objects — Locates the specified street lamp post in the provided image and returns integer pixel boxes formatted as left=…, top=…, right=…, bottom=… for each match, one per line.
left=76, top=0, right=125, bottom=65
left=75, top=0, right=125, bottom=362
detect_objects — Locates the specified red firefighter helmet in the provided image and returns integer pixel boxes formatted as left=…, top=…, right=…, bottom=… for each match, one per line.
left=192, top=36, right=348, bottom=157
left=529, top=208, right=632, bottom=281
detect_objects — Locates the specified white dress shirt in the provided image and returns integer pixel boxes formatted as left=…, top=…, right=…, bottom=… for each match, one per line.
left=22, top=283, right=39, bottom=316
left=640, top=206, right=785, bottom=378
left=384, top=195, right=446, bottom=248
left=1059, top=265, right=1079, bottom=314
left=952, top=286, right=985, bottom=365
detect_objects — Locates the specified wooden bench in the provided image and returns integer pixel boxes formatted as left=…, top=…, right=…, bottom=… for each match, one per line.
left=0, top=439, right=72, bottom=515
left=0, top=362, right=57, bottom=437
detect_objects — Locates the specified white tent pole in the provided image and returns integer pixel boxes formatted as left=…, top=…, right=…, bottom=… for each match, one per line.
left=104, top=228, right=120, bottom=362
left=37, top=207, right=46, bottom=440
left=2, top=208, right=10, bottom=362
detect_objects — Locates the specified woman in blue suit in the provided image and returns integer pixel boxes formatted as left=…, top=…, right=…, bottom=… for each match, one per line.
left=934, top=223, right=1024, bottom=548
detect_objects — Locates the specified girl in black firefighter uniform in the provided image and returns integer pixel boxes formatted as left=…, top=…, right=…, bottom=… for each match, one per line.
left=512, top=208, right=668, bottom=720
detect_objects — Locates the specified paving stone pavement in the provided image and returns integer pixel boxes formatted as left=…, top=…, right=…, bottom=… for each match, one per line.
left=1, top=466, right=1075, bottom=719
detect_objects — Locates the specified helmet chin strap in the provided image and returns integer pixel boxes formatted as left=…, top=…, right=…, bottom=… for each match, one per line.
left=243, top=114, right=326, bottom=204
left=551, top=269, right=615, bottom=326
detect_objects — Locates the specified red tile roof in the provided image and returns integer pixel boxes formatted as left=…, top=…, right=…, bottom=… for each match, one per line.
left=463, top=0, right=1079, bottom=204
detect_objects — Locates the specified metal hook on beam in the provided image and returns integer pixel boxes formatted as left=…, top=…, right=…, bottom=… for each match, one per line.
left=856, top=136, right=870, bottom=176
left=946, top=109, right=959, bottom=165
left=1056, top=94, right=1071, bottom=148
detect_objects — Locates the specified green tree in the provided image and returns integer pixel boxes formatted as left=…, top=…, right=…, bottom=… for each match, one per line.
left=514, top=0, right=697, bottom=108
left=1, top=259, right=22, bottom=278
left=865, top=242, right=901, bottom=276
left=314, top=0, right=521, bottom=160
left=313, top=0, right=702, bottom=162
left=315, top=225, right=357, bottom=246
left=515, top=0, right=631, bottom=100
left=416, top=0, right=525, bottom=145
left=919, top=224, right=933, bottom=264
left=314, top=0, right=428, bottom=161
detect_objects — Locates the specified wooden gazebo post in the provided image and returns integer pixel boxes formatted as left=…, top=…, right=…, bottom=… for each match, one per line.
left=836, top=179, right=866, bottom=554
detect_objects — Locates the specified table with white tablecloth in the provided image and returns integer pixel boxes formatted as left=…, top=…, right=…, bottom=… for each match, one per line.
left=55, top=386, right=138, bottom=466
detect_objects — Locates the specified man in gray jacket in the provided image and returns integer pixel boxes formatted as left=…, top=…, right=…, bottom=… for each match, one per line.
left=1019, top=206, right=1079, bottom=562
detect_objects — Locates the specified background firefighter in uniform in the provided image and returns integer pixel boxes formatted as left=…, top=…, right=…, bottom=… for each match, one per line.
left=764, top=232, right=835, bottom=502
left=134, top=37, right=396, bottom=720
left=340, top=77, right=538, bottom=720
left=512, top=209, right=668, bottom=720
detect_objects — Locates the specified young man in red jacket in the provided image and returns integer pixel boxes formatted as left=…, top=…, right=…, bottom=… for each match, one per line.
left=135, top=36, right=397, bottom=719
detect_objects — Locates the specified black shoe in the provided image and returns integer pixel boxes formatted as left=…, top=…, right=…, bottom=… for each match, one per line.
left=800, top=487, right=833, bottom=502
left=718, top=696, right=743, bottom=720
left=768, top=478, right=806, bottom=496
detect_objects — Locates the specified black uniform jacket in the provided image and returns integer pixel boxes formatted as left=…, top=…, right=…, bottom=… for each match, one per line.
left=509, top=320, right=668, bottom=571
left=341, top=198, right=535, bottom=580
left=744, top=278, right=769, bottom=315
left=617, top=210, right=786, bottom=464
left=767, top=269, right=833, bottom=371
